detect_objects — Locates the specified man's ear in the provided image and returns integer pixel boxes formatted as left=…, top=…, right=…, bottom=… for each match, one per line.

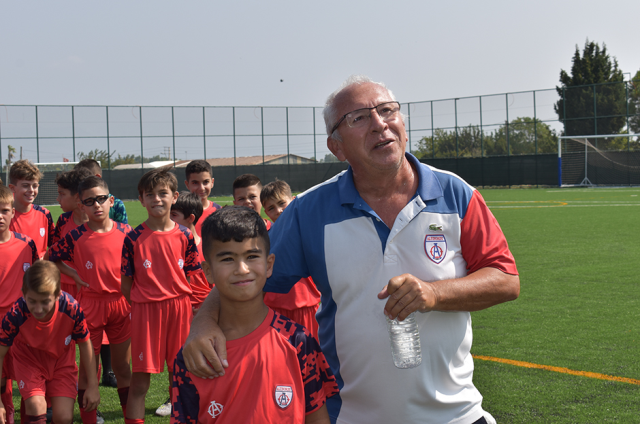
left=327, top=136, right=347, bottom=162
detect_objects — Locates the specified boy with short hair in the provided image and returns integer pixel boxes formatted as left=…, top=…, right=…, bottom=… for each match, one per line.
left=184, top=160, right=221, bottom=237
left=0, top=185, right=39, bottom=424
left=0, top=260, right=100, bottom=424
left=8, top=160, right=54, bottom=259
left=171, top=206, right=337, bottom=423
left=121, top=169, right=201, bottom=424
left=260, top=180, right=321, bottom=339
left=49, top=167, right=93, bottom=298
left=232, top=173, right=272, bottom=230
left=170, top=191, right=212, bottom=314
left=49, top=176, right=133, bottom=421
left=74, top=159, right=128, bottom=224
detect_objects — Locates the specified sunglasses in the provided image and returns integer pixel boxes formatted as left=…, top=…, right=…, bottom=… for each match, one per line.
left=81, top=194, right=111, bottom=207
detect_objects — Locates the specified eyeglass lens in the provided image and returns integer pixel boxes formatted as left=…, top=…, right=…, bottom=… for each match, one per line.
left=346, top=102, right=400, bottom=128
left=82, top=195, right=109, bottom=206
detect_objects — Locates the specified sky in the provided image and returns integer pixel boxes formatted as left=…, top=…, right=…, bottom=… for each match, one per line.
left=1, top=1, right=639, bottom=164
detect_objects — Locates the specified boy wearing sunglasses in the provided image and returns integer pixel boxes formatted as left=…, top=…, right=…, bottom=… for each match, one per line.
left=48, top=176, right=133, bottom=422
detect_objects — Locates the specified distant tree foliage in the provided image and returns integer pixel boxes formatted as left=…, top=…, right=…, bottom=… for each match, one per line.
left=78, top=149, right=170, bottom=168
left=630, top=70, right=640, bottom=135
left=554, top=40, right=626, bottom=136
left=322, top=153, right=339, bottom=163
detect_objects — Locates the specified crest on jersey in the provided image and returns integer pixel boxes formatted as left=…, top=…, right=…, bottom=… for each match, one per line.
left=178, top=258, right=184, bottom=269
left=23, top=263, right=30, bottom=272
left=143, top=259, right=151, bottom=269
left=424, top=234, right=447, bottom=264
left=65, top=335, right=72, bottom=346
left=274, top=385, right=293, bottom=409
left=19, top=381, right=24, bottom=389
left=139, top=352, right=144, bottom=361
left=208, top=401, right=223, bottom=418
left=86, top=261, right=93, bottom=270
left=39, top=228, right=45, bottom=237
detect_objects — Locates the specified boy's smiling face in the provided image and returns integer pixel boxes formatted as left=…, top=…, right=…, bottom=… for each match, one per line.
left=10, top=179, right=39, bottom=208
left=139, top=184, right=178, bottom=218
left=202, top=237, right=274, bottom=303
left=24, top=289, right=57, bottom=321
left=185, top=172, right=213, bottom=203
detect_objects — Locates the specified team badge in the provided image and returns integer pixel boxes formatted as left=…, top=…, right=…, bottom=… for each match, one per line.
left=86, top=261, right=93, bottom=270
left=65, top=335, right=72, bottom=346
left=178, top=259, right=184, bottom=269
left=208, top=401, right=223, bottom=418
left=424, top=234, right=447, bottom=264
left=19, top=381, right=24, bottom=389
left=274, top=385, right=293, bottom=409
left=23, top=263, right=30, bottom=272
left=139, top=352, right=144, bottom=361
left=39, top=228, right=45, bottom=237
left=143, top=259, right=151, bottom=269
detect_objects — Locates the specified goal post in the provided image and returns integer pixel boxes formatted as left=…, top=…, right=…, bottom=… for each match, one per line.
left=557, top=134, right=640, bottom=187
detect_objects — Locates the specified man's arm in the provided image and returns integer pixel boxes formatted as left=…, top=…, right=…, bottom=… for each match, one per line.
left=378, top=267, right=519, bottom=320
left=181, top=287, right=229, bottom=378
left=77, top=339, right=100, bottom=411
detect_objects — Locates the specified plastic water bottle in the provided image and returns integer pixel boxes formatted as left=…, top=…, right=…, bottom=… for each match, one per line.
left=387, top=312, right=422, bottom=369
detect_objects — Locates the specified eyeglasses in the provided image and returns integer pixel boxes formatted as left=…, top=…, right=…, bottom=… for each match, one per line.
left=330, top=101, right=401, bottom=134
left=81, top=194, right=111, bottom=207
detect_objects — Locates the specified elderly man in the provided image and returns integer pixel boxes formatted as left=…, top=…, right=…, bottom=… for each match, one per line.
left=183, top=75, right=519, bottom=424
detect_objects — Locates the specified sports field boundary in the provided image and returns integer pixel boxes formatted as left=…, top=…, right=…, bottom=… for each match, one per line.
left=473, top=355, right=640, bottom=386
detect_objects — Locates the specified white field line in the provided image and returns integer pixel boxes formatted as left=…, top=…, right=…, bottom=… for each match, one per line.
left=487, top=200, right=640, bottom=209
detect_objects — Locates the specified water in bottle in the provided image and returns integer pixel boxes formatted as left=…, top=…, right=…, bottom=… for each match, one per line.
left=387, top=312, right=422, bottom=369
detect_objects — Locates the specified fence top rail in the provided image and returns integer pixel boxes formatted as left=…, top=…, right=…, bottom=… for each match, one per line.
left=0, top=104, right=323, bottom=109
left=559, top=134, right=640, bottom=139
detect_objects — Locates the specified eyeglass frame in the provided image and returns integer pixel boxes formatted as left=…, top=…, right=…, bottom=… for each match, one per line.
left=330, top=101, right=401, bottom=135
left=80, top=194, right=112, bottom=207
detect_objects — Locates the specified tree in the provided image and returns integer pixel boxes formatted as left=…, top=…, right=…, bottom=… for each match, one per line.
left=414, top=126, right=488, bottom=159
left=554, top=40, right=626, bottom=136
left=629, top=70, right=640, bottom=135
left=322, top=153, right=339, bottom=163
left=78, top=149, right=115, bottom=166
left=5, top=145, right=16, bottom=167
left=490, top=117, right=558, bottom=155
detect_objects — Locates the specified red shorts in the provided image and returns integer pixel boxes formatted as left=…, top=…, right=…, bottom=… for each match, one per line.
left=270, top=305, right=319, bottom=341
left=12, top=342, right=77, bottom=400
left=61, top=283, right=78, bottom=300
left=77, top=293, right=131, bottom=356
left=130, top=295, right=191, bottom=374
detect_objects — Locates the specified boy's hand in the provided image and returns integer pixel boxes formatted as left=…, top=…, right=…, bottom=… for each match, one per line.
left=82, top=384, right=100, bottom=412
left=74, top=275, right=90, bottom=292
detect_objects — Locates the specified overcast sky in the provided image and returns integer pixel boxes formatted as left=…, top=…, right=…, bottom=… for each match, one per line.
left=2, top=0, right=639, bottom=108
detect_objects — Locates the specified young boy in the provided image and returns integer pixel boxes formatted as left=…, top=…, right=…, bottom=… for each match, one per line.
left=0, top=261, right=99, bottom=424
left=48, top=176, right=133, bottom=421
left=121, top=168, right=201, bottom=424
left=260, top=180, right=321, bottom=339
left=8, top=160, right=55, bottom=259
left=232, top=173, right=272, bottom=230
left=171, top=206, right=337, bottom=423
left=0, top=185, right=39, bottom=424
left=170, top=191, right=212, bottom=314
left=49, top=168, right=93, bottom=298
left=74, top=159, right=128, bottom=224
left=183, top=160, right=221, bottom=237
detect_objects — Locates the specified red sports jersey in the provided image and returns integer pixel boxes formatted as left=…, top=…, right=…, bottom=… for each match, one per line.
left=263, top=277, right=320, bottom=311
left=0, top=232, right=38, bottom=315
left=194, top=201, right=221, bottom=237
left=9, top=204, right=54, bottom=259
left=264, top=218, right=272, bottom=231
left=51, top=211, right=83, bottom=292
left=0, top=292, right=90, bottom=359
left=49, top=221, right=133, bottom=296
left=171, top=309, right=338, bottom=424
left=121, top=222, right=201, bottom=303
left=189, top=240, right=212, bottom=309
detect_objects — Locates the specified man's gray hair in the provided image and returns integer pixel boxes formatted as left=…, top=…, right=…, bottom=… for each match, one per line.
left=323, top=75, right=397, bottom=141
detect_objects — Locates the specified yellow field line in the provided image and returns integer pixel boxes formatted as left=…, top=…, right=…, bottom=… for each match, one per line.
left=473, top=355, right=640, bottom=386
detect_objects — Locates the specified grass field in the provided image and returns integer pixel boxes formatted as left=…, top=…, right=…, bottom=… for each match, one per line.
left=39, top=187, right=640, bottom=423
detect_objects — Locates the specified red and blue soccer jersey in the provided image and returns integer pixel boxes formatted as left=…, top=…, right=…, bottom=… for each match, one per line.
left=121, top=222, right=201, bottom=303
left=0, top=232, right=38, bottom=316
left=194, top=201, right=222, bottom=238
left=0, top=292, right=90, bottom=359
left=49, top=221, right=133, bottom=296
left=10, top=205, right=54, bottom=259
left=51, top=211, right=83, bottom=293
left=189, top=240, right=212, bottom=309
left=171, top=309, right=338, bottom=423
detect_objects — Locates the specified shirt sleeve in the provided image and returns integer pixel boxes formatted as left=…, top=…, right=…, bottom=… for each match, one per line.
left=51, top=214, right=67, bottom=245
left=459, top=190, right=518, bottom=275
left=27, top=239, right=39, bottom=264
left=0, top=300, right=28, bottom=347
left=183, top=230, right=202, bottom=278
left=121, top=234, right=135, bottom=277
left=110, top=198, right=128, bottom=224
left=66, top=297, right=90, bottom=343
left=171, top=349, right=200, bottom=424
left=45, top=210, right=55, bottom=248
left=48, top=233, right=76, bottom=264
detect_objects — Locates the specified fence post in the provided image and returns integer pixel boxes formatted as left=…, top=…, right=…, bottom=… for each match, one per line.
left=286, top=107, right=290, bottom=165
left=171, top=106, right=176, bottom=167
left=202, top=107, right=207, bottom=160
left=407, top=102, right=411, bottom=153
left=593, top=84, right=598, bottom=137
left=533, top=90, right=538, bottom=187
left=233, top=107, right=236, bottom=167
left=312, top=107, right=317, bottom=163
left=106, top=107, right=111, bottom=170
left=35, top=106, right=40, bottom=163
left=72, top=106, right=76, bottom=161
left=261, top=108, right=265, bottom=164
left=455, top=98, right=459, bottom=158
left=139, top=106, right=143, bottom=170
left=430, top=101, right=434, bottom=158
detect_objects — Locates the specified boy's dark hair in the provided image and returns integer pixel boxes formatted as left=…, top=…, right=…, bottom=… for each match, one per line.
left=22, top=260, right=61, bottom=298
left=0, top=185, right=14, bottom=207
left=260, top=179, right=292, bottom=205
left=78, top=176, right=110, bottom=198
left=201, top=205, right=270, bottom=260
left=138, top=168, right=178, bottom=196
left=232, top=174, right=262, bottom=193
left=185, top=160, right=213, bottom=182
left=74, top=159, right=102, bottom=176
left=9, top=160, right=43, bottom=185
left=55, top=168, right=93, bottom=196
left=172, top=191, right=204, bottom=225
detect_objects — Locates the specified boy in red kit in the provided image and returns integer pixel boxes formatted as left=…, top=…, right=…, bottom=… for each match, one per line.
left=184, top=160, right=221, bottom=237
left=0, top=185, right=39, bottom=424
left=170, top=191, right=212, bottom=314
left=47, top=168, right=93, bottom=298
left=0, top=261, right=99, bottom=424
left=8, top=160, right=54, bottom=259
left=121, top=169, right=201, bottom=424
left=49, top=176, right=133, bottom=421
left=260, top=180, right=321, bottom=339
left=232, top=173, right=272, bottom=230
left=171, top=206, right=337, bottom=424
